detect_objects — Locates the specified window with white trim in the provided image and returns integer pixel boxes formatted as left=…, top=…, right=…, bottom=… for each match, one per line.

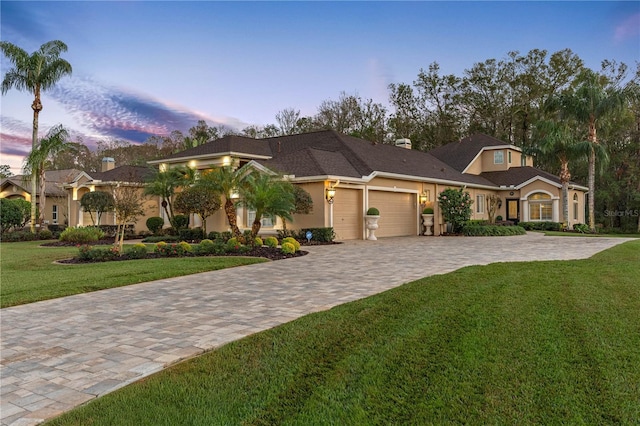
left=476, top=194, right=485, bottom=214
left=247, top=210, right=273, bottom=228
left=494, top=150, right=504, bottom=164
left=528, top=193, right=552, bottom=221
left=52, top=205, right=58, bottom=224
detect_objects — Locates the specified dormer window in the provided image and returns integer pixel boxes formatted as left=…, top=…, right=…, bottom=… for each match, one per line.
left=494, top=151, right=504, bottom=164
left=508, top=151, right=512, bottom=164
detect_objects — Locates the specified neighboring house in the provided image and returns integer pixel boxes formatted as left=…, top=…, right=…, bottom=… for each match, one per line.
left=1, top=169, right=83, bottom=226
left=63, top=159, right=158, bottom=233
left=151, top=130, right=587, bottom=240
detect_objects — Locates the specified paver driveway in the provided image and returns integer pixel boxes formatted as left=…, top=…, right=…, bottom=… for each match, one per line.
left=0, top=233, right=633, bottom=425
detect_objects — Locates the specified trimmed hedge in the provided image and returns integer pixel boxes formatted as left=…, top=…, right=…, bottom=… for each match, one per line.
left=277, top=227, right=336, bottom=243
left=519, top=221, right=563, bottom=231
left=463, top=224, right=527, bottom=236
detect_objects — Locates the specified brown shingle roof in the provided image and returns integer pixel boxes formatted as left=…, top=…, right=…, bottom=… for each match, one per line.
left=429, top=133, right=511, bottom=172
left=158, top=135, right=272, bottom=161
left=480, top=167, right=562, bottom=187
left=90, top=166, right=153, bottom=183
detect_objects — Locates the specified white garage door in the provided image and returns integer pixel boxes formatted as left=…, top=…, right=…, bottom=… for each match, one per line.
left=368, top=191, right=417, bottom=237
left=333, top=188, right=362, bottom=240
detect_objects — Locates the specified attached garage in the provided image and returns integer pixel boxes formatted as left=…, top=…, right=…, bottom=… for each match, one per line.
left=333, top=187, right=363, bottom=240
left=368, top=190, right=418, bottom=237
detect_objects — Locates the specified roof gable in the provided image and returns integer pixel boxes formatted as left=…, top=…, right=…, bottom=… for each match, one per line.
left=429, top=133, right=518, bottom=172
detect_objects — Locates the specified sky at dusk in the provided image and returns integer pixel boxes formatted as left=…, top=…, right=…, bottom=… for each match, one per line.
left=1, top=1, right=639, bottom=174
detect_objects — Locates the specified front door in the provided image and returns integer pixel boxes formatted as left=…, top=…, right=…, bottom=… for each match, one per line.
left=506, top=199, right=519, bottom=223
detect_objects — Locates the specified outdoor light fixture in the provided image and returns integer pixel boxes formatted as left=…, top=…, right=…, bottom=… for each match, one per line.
left=325, top=187, right=336, bottom=204
left=419, top=191, right=428, bottom=205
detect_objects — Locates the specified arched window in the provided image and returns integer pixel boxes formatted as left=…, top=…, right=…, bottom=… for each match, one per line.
left=573, top=193, right=579, bottom=221
left=528, top=192, right=552, bottom=221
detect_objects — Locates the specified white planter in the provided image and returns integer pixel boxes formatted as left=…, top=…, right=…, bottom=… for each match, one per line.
left=422, top=214, right=434, bottom=236
left=364, top=215, right=380, bottom=240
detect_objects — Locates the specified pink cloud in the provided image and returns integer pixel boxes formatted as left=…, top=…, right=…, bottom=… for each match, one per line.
left=614, top=13, right=640, bottom=43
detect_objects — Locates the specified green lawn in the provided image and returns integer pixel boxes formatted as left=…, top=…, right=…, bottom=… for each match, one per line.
left=47, top=240, right=640, bottom=425
left=0, top=241, right=266, bottom=308
left=540, top=230, right=640, bottom=238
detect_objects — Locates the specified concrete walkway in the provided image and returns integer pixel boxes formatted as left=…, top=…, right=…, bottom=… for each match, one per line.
left=0, top=233, right=633, bottom=425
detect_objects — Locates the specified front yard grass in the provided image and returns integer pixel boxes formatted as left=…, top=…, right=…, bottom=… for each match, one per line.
left=540, top=230, right=640, bottom=238
left=0, top=241, right=266, bottom=308
left=47, top=240, right=640, bottom=425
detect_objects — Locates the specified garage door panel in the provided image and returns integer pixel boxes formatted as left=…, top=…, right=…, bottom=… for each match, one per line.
left=333, top=188, right=362, bottom=240
left=368, top=191, right=417, bottom=237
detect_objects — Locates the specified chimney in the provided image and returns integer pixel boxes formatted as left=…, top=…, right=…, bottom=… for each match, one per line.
left=101, top=157, right=115, bottom=172
left=395, top=138, right=412, bottom=149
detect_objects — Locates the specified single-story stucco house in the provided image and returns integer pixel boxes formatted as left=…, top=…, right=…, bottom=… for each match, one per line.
left=148, top=131, right=588, bottom=239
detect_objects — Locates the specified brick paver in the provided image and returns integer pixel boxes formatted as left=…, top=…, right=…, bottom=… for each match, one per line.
left=0, top=234, right=633, bottom=425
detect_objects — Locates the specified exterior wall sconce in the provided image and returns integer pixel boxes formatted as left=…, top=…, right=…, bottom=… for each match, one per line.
left=419, top=191, right=428, bottom=205
left=325, top=187, right=336, bottom=204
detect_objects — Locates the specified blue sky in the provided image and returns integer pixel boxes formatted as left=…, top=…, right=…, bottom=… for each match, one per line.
left=1, top=1, right=639, bottom=174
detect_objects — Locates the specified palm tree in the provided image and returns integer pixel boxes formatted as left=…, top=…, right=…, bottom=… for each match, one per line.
left=23, top=125, right=72, bottom=226
left=199, top=165, right=247, bottom=237
left=560, top=69, right=627, bottom=231
left=144, top=166, right=194, bottom=227
left=238, top=172, right=295, bottom=238
left=1, top=40, right=72, bottom=232
left=534, top=120, right=589, bottom=227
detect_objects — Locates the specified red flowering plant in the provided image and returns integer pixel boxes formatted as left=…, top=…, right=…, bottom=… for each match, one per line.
left=438, top=187, right=473, bottom=234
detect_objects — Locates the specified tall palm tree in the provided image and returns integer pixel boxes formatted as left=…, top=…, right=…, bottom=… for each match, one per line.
left=199, top=165, right=247, bottom=237
left=560, top=69, right=626, bottom=231
left=534, top=120, right=590, bottom=227
left=1, top=40, right=72, bottom=232
left=23, top=125, right=72, bottom=226
left=238, top=172, right=295, bottom=238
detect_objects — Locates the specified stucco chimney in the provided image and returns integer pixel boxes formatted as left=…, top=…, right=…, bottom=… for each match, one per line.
left=395, top=138, right=412, bottom=149
left=102, top=157, right=115, bottom=172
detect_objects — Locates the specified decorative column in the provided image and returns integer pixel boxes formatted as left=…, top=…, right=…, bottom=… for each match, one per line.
left=552, top=198, right=560, bottom=222
left=522, top=199, right=529, bottom=222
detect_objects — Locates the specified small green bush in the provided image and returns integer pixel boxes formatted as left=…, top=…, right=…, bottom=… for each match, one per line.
left=126, top=243, right=148, bottom=259
left=573, top=223, right=590, bottom=233
left=299, top=227, right=335, bottom=242
left=422, top=207, right=434, bottom=214
left=146, top=216, right=165, bottom=234
left=366, top=207, right=380, bottom=216
left=254, top=237, right=263, bottom=246
left=197, top=239, right=215, bottom=254
left=1, top=230, right=38, bottom=242
left=154, top=242, right=187, bottom=257
left=282, top=237, right=300, bottom=252
left=265, top=236, right=278, bottom=248
left=60, top=226, right=105, bottom=244
left=178, top=241, right=193, bottom=253
left=77, top=245, right=120, bottom=262
left=38, top=229, right=53, bottom=240
left=496, top=215, right=503, bottom=221
left=519, top=221, right=563, bottom=231
left=281, top=242, right=296, bottom=254
left=172, top=214, right=190, bottom=230
left=178, top=227, right=204, bottom=242
left=226, top=237, right=242, bottom=251
left=462, top=224, right=527, bottom=236
left=142, top=235, right=180, bottom=243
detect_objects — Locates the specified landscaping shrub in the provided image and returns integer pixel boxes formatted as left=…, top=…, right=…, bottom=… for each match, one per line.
left=0, top=198, right=24, bottom=233
left=60, top=226, right=105, bottom=244
left=438, top=187, right=473, bottom=234
left=462, top=224, right=527, bottom=236
left=299, top=227, right=335, bottom=242
left=281, top=241, right=296, bottom=254
left=573, top=223, right=590, bottom=233
left=254, top=237, right=263, bottom=246
left=519, top=221, right=563, bottom=231
left=265, top=236, right=278, bottom=248
left=77, top=245, right=120, bottom=262
left=178, top=227, right=204, bottom=242
left=226, top=237, right=242, bottom=252
left=282, top=237, right=300, bottom=252
left=38, top=229, right=53, bottom=240
left=146, top=216, right=165, bottom=234
left=366, top=207, right=380, bottom=215
left=178, top=241, right=193, bottom=253
left=172, top=214, right=190, bottom=230
left=98, top=224, right=135, bottom=238
left=142, top=235, right=180, bottom=243
left=422, top=207, right=434, bottom=214
left=125, top=243, right=148, bottom=259
left=1, top=230, right=38, bottom=242
left=154, top=242, right=188, bottom=257
left=208, top=231, right=232, bottom=242
left=196, top=239, right=218, bottom=255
